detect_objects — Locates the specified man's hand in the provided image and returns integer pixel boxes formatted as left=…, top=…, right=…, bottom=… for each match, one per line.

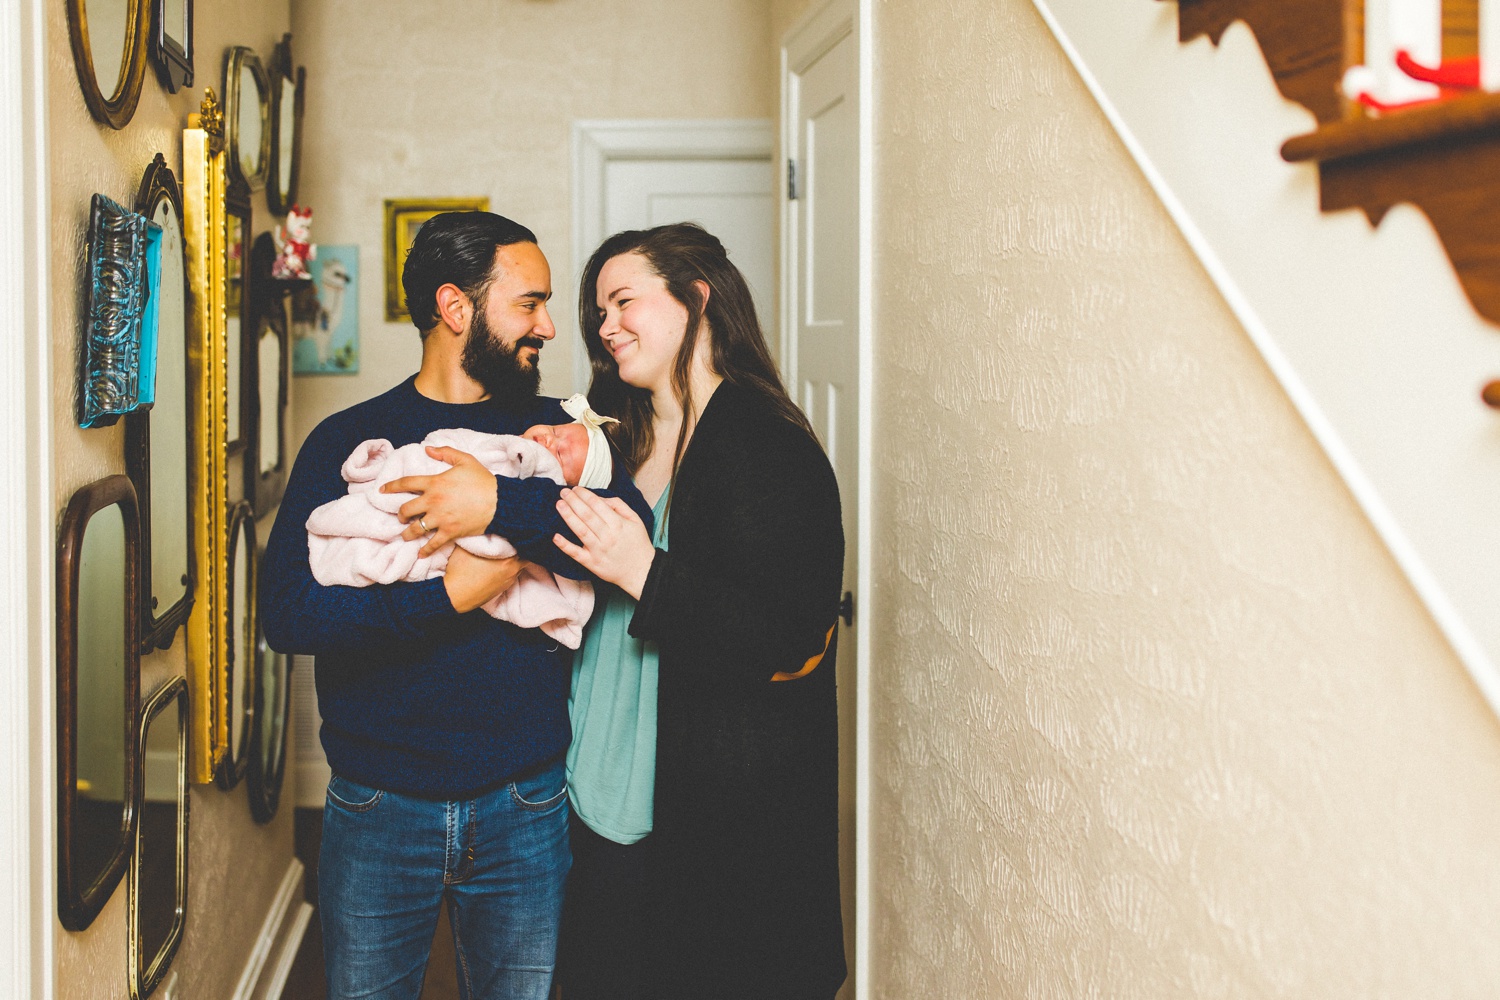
left=443, top=550, right=525, bottom=614
left=383, top=447, right=500, bottom=557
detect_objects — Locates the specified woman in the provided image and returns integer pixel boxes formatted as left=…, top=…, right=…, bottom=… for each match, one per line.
left=554, top=223, right=847, bottom=1000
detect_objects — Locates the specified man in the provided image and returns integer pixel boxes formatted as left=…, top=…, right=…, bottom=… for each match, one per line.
left=259, top=212, right=651, bottom=1000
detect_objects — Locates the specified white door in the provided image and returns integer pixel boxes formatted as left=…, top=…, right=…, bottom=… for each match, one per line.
left=784, top=5, right=859, bottom=996
left=603, top=158, right=776, bottom=329
left=571, top=120, right=775, bottom=393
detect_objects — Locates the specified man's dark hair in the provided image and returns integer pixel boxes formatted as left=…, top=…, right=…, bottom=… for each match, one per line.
left=401, top=211, right=538, bottom=336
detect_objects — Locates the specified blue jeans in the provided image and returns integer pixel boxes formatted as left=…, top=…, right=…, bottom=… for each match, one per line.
left=319, top=759, right=571, bottom=1000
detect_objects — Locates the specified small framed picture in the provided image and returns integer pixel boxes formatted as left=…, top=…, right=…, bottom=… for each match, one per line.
left=383, top=197, right=490, bottom=322
left=293, top=245, right=359, bottom=374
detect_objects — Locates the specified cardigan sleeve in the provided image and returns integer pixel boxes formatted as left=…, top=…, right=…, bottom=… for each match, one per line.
left=627, top=419, right=844, bottom=685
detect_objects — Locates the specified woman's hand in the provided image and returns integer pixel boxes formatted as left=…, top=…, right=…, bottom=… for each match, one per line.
left=383, top=447, right=499, bottom=557
left=553, top=488, right=656, bottom=599
left=443, top=550, right=525, bottom=614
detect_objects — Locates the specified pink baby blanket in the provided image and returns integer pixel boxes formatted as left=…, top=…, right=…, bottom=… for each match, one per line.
left=306, top=427, right=594, bottom=648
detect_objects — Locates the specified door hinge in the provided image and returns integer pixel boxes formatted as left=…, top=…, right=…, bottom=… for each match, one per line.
left=787, top=158, right=799, bottom=201
left=839, top=590, right=854, bottom=627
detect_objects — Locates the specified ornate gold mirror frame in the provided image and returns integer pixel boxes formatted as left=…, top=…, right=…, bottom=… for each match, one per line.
left=183, top=91, right=229, bottom=783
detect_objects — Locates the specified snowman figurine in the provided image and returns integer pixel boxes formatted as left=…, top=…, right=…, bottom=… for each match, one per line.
left=272, top=205, right=316, bottom=280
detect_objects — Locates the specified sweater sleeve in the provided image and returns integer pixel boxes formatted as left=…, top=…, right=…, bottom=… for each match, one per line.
left=487, top=444, right=654, bottom=581
left=259, top=418, right=460, bottom=657
left=627, top=422, right=844, bottom=685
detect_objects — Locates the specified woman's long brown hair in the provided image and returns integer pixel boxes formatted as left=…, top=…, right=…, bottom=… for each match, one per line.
left=579, top=223, right=814, bottom=479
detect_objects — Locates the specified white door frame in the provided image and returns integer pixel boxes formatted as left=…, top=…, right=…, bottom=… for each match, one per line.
left=781, top=1, right=874, bottom=997
left=0, top=0, right=56, bottom=996
left=569, top=119, right=774, bottom=393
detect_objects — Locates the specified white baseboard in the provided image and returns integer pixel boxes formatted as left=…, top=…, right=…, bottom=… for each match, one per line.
left=261, top=901, right=314, bottom=1000
left=230, top=857, right=313, bottom=1000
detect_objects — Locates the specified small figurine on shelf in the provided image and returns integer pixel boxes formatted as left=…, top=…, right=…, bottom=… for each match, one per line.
left=271, top=205, right=316, bottom=280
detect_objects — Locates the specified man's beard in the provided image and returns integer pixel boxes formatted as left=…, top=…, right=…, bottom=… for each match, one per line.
left=461, top=306, right=542, bottom=405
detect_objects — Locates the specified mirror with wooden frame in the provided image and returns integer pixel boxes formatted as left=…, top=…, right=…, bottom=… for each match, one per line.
left=225, top=180, right=251, bottom=457
left=183, top=91, right=230, bottom=784
left=215, top=503, right=256, bottom=791
left=66, top=0, right=150, bottom=129
left=150, top=0, right=191, bottom=92
left=57, top=475, right=142, bottom=932
left=246, top=606, right=291, bottom=824
left=129, top=676, right=188, bottom=1000
left=224, top=46, right=269, bottom=193
left=247, top=232, right=290, bottom=512
left=266, top=34, right=304, bottom=217
left=128, top=155, right=195, bottom=652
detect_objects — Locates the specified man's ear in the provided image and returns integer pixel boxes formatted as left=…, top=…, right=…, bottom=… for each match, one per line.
left=434, top=283, right=470, bottom=335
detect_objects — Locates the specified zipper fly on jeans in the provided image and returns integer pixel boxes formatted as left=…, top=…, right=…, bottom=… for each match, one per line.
left=443, top=798, right=478, bottom=884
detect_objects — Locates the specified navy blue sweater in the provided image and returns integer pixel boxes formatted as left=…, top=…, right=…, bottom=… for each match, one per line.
left=259, top=377, right=652, bottom=798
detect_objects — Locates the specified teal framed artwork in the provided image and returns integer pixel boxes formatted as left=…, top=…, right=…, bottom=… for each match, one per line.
left=292, top=244, right=358, bottom=374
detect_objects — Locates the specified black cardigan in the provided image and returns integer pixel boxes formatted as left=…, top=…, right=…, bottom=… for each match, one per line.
left=629, top=381, right=848, bottom=1000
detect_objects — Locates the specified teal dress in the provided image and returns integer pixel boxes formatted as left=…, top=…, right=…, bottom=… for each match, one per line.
left=565, top=488, right=668, bottom=844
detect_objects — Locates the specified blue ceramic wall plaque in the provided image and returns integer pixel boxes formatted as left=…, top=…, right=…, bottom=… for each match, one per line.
left=80, top=194, right=161, bottom=429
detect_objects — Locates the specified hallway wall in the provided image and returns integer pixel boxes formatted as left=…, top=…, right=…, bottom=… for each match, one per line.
left=868, top=0, right=1500, bottom=996
left=47, top=0, right=298, bottom=995
left=289, top=0, right=777, bottom=458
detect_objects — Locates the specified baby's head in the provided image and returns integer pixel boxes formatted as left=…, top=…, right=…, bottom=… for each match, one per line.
left=522, top=422, right=594, bottom=487
left=523, top=394, right=620, bottom=489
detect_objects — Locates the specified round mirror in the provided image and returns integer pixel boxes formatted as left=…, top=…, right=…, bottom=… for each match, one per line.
left=216, top=503, right=256, bottom=790
left=224, top=47, right=269, bottom=191
left=247, top=614, right=291, bottom=823
left=258, top=321, right=282, bottom=475
left=67, top=0, right=147, bottom=128
left=130, top=155, right=194, bottom=651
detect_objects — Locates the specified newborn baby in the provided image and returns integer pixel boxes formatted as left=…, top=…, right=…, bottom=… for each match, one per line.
left=305, top=395, right=618, bottom=648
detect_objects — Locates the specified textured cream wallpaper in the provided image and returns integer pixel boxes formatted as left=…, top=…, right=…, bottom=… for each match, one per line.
left=289, top=0, right=775, bottom=454
left=47, top=1, right=298, bottom=996
left=870, top=0, right=1500, bottom=996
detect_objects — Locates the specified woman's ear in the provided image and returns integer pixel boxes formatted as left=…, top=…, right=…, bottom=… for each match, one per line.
left=692, top=279, right=711, bottom=311
left=434, top=283, right=470, bottom=336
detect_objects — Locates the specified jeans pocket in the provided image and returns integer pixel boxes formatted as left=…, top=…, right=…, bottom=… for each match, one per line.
left=509, top=761, right=567, bottom=813
left=326, top=773, right=384, bottom=813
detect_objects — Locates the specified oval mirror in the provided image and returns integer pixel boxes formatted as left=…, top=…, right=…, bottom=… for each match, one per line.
left=57, top=476, right=141, bottom=932
left=246, top=613, right=291, bottom=823
left=266, top=34, right=303, bottom=217
left=224, top=47, right=269, bottom=191
left=216, top=503, right=256, bottom=790
left=67, top=0, right=148, bottom=128
left=130, top=155, right=194, bottom=651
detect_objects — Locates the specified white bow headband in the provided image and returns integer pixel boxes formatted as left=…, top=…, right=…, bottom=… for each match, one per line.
left=560, top=394, right=620, bottom=490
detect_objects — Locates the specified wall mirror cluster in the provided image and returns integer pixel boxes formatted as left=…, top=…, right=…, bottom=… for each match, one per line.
left=129, top=676, right=187, bottom=1000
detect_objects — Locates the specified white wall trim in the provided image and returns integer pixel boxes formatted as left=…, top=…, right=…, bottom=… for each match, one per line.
left=1, top=0, right=55, bottom=995
left=1029, top=0, right=1500, bottom=715
left=569, top=118, right=774, bottom=393
left=780, top=2, right=872, bottom=996
left=229, top=858, right=312, bottom=1000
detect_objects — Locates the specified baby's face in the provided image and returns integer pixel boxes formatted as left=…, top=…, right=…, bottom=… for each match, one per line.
left=522, top=422, right=591, bottom=486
